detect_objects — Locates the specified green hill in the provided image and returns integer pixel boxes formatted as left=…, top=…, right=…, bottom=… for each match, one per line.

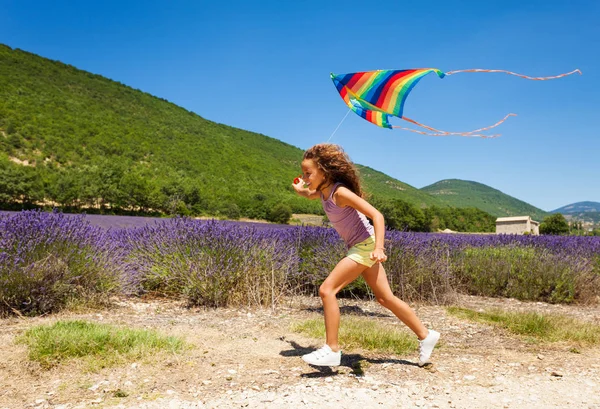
left=0, top=44, right=442, bottom=218
left=357, top=165, right=441, bottom=208
left=421, top=179, right=549, bottom=221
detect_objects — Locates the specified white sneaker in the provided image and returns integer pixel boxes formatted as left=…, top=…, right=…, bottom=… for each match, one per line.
left=302, top=344, right=341, bottom=366
left=418, top=330, right=440, bottom=367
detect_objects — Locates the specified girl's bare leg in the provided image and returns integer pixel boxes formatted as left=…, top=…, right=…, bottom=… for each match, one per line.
left=362, top=262, right=428, bottom=340
left=319, top=257, right=368, bottom=351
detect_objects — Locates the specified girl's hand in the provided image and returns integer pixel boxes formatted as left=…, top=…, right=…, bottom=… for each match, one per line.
left=292, top=175, right=320, bottom=200
left=292, top=176, right=305, bottom=193
left=370, top=248, right=387, bottom=263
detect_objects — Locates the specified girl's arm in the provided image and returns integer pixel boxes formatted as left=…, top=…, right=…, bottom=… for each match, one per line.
left=292, top=178, right=321, bottom=200
left=334, top=186, right=387, bottom=262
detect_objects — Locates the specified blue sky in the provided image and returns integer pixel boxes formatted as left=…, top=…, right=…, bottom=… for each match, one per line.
left=2, top=0, right=599, bottom=211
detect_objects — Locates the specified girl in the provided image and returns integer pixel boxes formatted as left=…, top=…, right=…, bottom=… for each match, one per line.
left=292, top=143, right=439, bottom=367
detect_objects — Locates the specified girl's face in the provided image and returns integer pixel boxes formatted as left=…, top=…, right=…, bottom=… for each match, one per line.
left=301, top=159, right=328, bottom=191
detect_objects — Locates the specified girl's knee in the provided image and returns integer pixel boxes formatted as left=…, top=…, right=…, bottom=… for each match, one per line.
left=319, top=285, right=336, bottom=299
left=376, top=295, right=394, bottom=308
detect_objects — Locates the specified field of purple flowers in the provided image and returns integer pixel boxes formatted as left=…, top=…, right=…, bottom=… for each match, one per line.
left=1, top=210, right=599, bottom=316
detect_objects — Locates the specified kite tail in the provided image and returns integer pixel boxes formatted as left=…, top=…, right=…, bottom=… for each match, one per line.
left=449, top=113, right=517, bottom=135
left=396, top=113, right=517, bottom=138
left=390, top=125, right=499, bottom=138
left=445, top=68, right=582, bottom=80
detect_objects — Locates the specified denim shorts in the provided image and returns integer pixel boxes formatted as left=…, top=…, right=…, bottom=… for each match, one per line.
left=346, top=235, right=377, bottom=267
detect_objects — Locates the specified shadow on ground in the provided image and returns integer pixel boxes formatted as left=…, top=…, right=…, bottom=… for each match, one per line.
left=279, top=337, right=418, bottom=378
left=302, top=305, right=393, bottom=318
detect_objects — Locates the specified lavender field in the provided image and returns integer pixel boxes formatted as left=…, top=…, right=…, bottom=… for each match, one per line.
left=1, top=210, right=599, bottom=316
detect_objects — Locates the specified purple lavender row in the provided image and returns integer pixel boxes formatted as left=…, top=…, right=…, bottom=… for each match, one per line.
left=1, top=210, right=599, bottom=316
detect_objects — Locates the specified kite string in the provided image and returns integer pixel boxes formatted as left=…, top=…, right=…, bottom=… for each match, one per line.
left=326, top=108, right=352, bottom=142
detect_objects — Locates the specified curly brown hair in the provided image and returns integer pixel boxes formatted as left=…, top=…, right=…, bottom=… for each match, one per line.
left=303, top=143, right=364, bottom=197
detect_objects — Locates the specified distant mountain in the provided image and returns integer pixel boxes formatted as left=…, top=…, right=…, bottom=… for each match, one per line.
left=551, top=202, right=600, bottom=223
left=421, top=179, right=549, bottom=221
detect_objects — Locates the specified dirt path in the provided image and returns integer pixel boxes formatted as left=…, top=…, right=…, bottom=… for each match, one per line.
left=1, top=295, right=599, bottom=409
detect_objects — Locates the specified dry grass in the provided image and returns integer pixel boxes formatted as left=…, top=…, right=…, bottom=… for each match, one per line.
left=292, top=316, right=418, bottom=355
left=16, top=319, right=185, bottom=370
left=447, top=306, right=600, bottom=346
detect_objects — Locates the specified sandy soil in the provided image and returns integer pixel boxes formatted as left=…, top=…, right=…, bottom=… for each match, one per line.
left=1, top=295, right=599, bottom=409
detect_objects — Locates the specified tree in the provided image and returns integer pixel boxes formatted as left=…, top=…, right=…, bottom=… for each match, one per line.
left=539, top=213, right=570, bottom=235
left=266, top=203, right=292, bottom=224
left=0, top=159, right=44, bottom=206
left=223, top=203, right=241, bottom=220
left=424, top=205, right=495, bottom=233
left=120, top=170, right=152, bottom=211
left=376, top=198, right=431, bottom=232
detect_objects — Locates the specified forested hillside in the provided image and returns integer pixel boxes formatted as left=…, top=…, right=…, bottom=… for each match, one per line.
left=0, top=44, right=442, bottom=219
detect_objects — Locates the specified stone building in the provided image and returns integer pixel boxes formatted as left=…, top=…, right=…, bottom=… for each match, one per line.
left=495, top=216, right=540, bottom=235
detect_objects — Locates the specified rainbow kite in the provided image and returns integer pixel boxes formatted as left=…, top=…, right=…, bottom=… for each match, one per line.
left=331, top=68, right=581, bottom=138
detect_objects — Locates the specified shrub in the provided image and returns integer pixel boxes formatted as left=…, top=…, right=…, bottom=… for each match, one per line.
left=288, top=226, right=344, bottom=296
left=454, top=246, right=580, bottom=303
left=117, top=218, right=299, bottom=307
left=224, top=203, right=241, bottom=220
left=0, top=210, right=124, bottom=316
left=384, top=232, right=456, bottom=303
left=266, top=203, right=292, bottom=224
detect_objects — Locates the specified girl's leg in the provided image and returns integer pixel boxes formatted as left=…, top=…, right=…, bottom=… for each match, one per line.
left=319, top=257, right=368, bottom=351
left=362, top=262, right=428, bottom=340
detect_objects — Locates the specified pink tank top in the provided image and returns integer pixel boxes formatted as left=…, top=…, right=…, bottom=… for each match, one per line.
left=321, top=183, right=375, bottom=248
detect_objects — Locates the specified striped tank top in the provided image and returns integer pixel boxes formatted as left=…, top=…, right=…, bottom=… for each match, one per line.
left=321, top=183, right=374, bottom=248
